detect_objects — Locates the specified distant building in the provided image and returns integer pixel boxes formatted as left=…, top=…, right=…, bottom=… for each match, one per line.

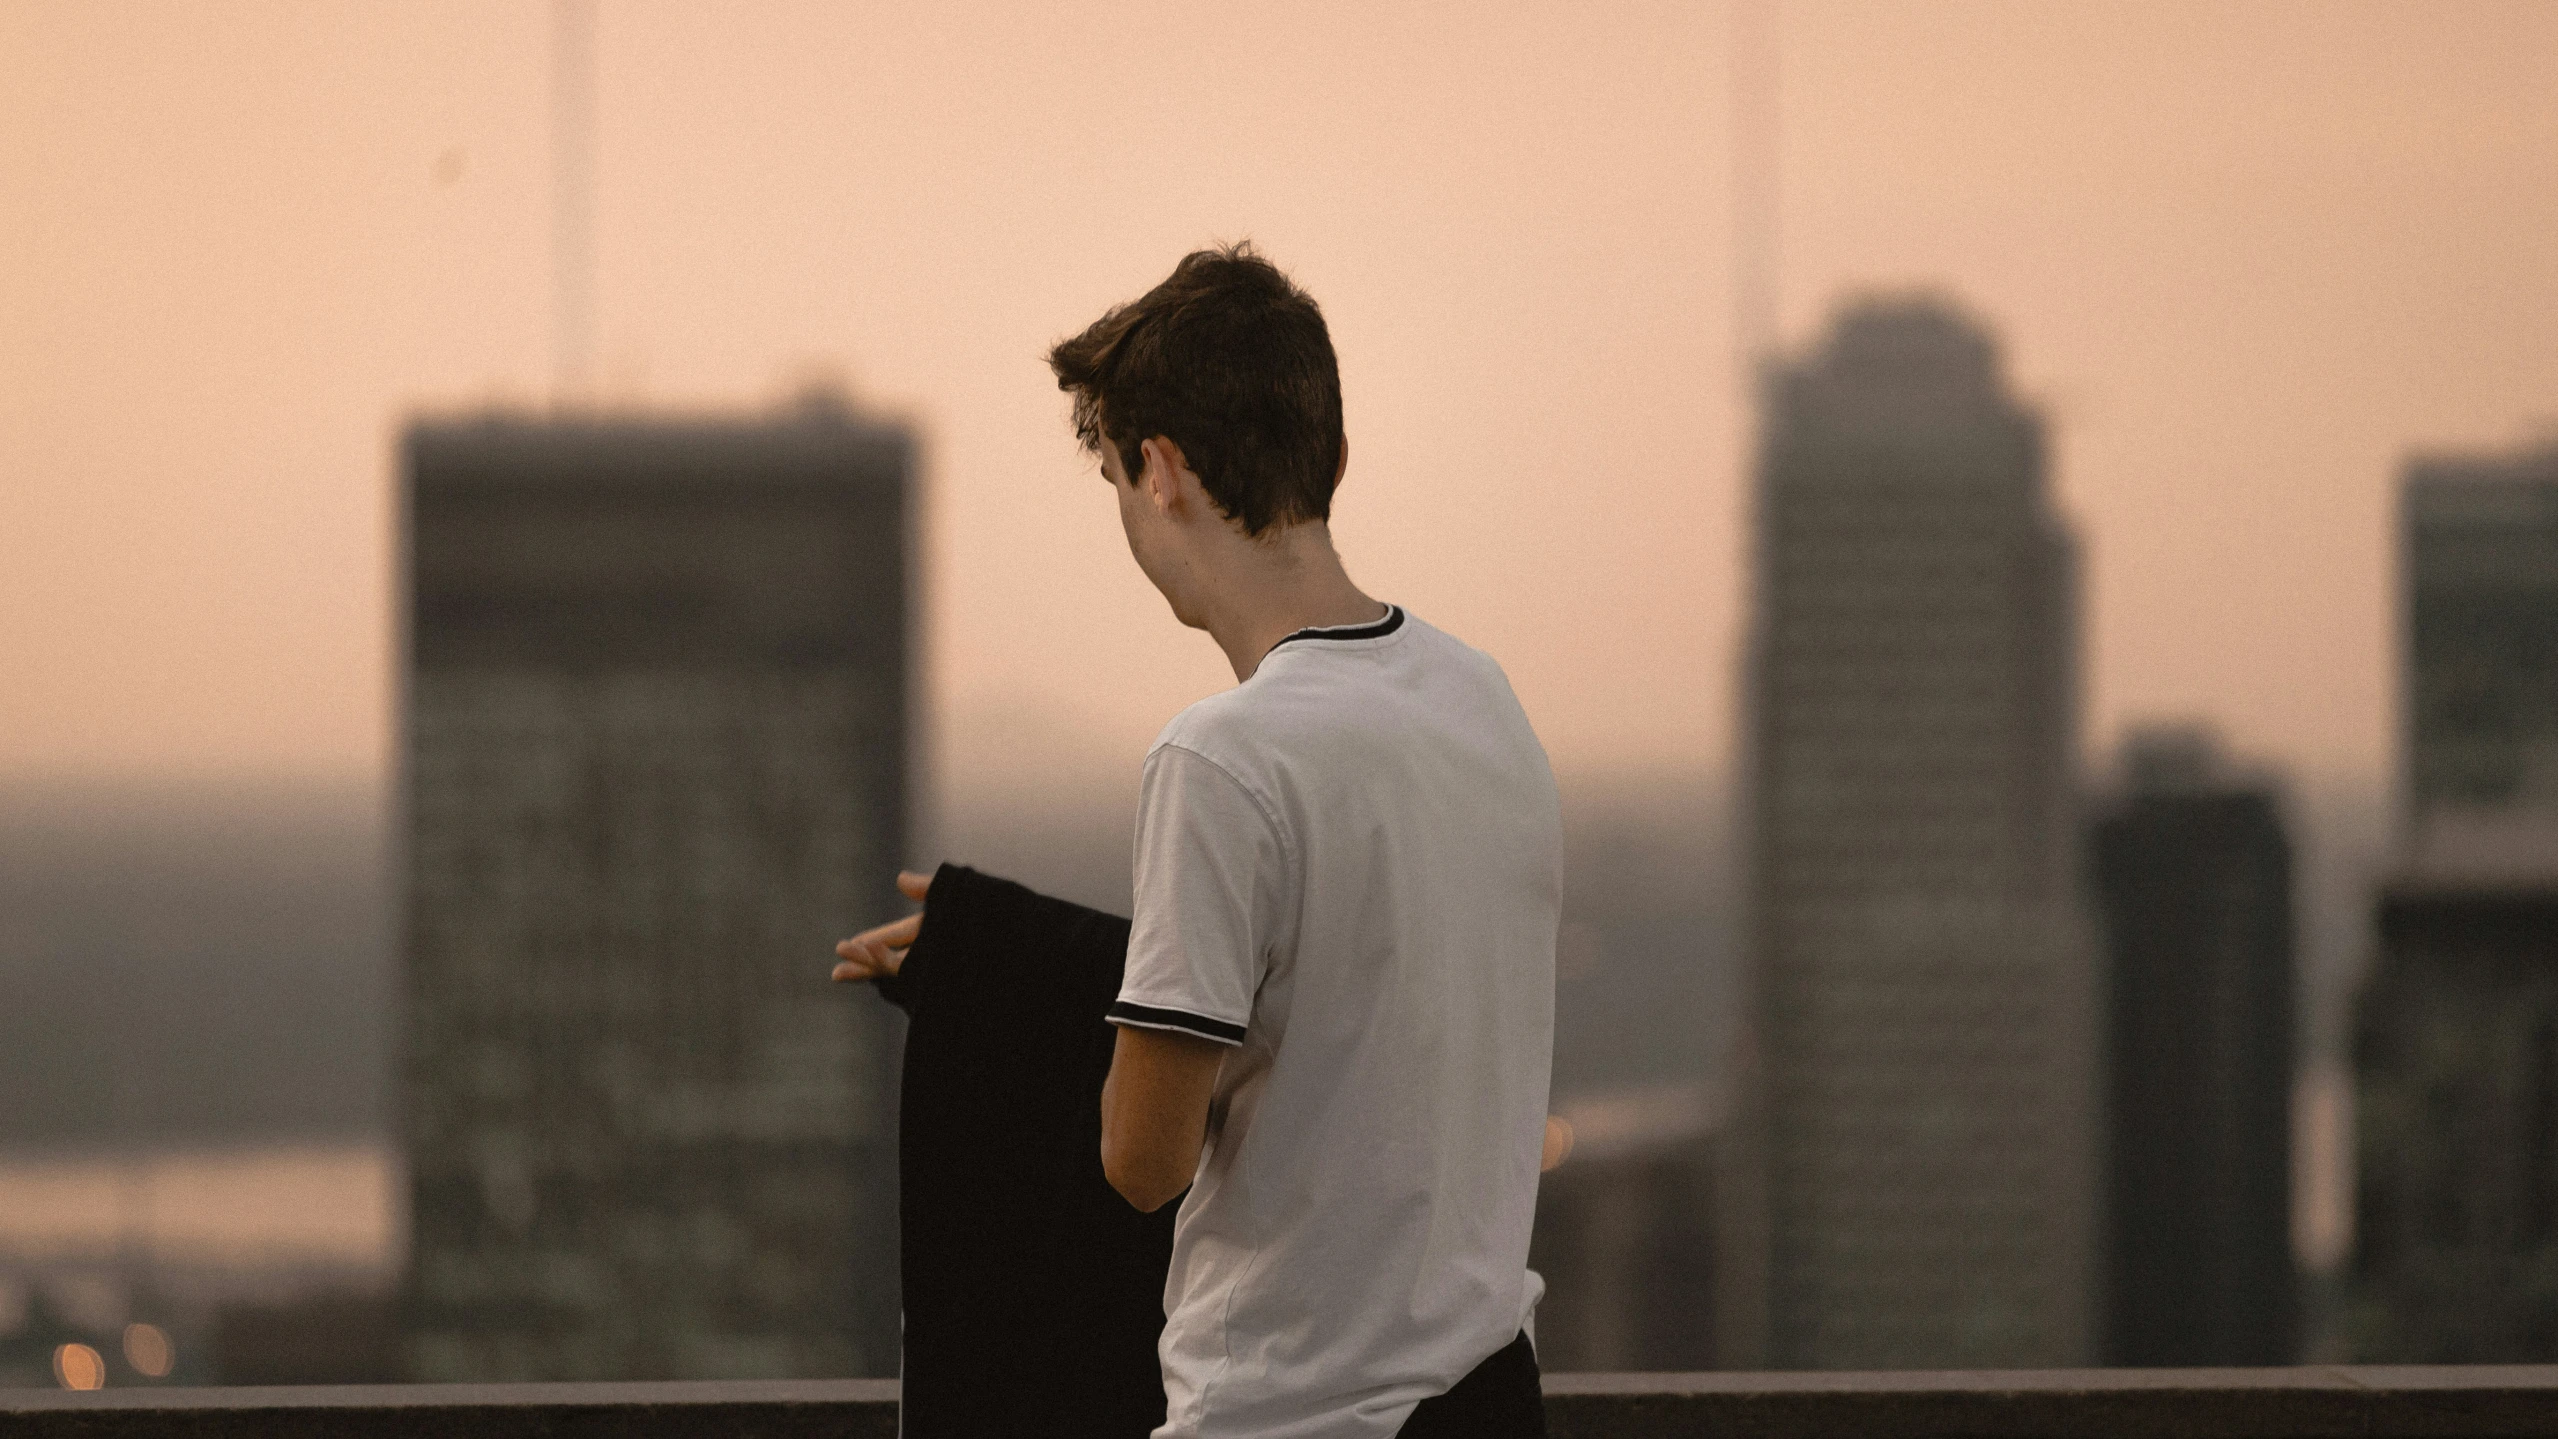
left=213, top=1290, right=398, bottom=1386
left=2402, top=446, right=2558, bottom=820
left=2089, top=727, right=2298, bottom=1366
left=1528, top=1084, right=1720, bottom=1372
left=1724, top=297, right=2099, bottom=1368
left=2351, top=819, right=2558, bottom=1361
left=400, top=398, right=911, bottom=1381
left=2351, top=444, right=2558, bottom=1362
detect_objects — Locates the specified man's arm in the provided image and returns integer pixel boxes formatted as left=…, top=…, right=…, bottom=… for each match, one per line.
left=1100, top=1025, right=1225, bottom=1212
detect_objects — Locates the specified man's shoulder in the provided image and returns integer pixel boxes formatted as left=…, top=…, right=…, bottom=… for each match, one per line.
left=1148, top=686, right=1271, bottom=776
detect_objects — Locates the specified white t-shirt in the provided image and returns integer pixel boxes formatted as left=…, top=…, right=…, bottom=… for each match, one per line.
left=1107, top=604, right=1562, bottom=1439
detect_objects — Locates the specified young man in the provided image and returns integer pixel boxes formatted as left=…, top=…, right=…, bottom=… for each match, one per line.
left=841, top=244, right=1561, bottom=1437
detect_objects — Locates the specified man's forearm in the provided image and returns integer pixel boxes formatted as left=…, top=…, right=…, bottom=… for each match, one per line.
left=1100, top=1024, right=1223, bottom=1212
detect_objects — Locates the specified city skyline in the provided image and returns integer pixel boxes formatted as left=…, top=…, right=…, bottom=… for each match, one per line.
left=3, top=0, right=2554, bottom=1388
left=6, top=2, right=2557, bottom=805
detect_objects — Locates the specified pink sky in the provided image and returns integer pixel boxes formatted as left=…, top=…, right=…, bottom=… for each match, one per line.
left=5, top=1, right=2554, bottom=802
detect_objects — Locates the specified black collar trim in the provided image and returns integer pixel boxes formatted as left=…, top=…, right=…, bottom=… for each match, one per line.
left=1266, top=604, right=1405, bottom=656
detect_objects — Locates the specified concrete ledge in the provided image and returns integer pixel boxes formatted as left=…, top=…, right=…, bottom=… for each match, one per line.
left=0, top=1378, right=903, bottom=1439
left=10, top=1368, right=2558, bottom=1438
left=1542, top=1367, right=2558, bottom=1438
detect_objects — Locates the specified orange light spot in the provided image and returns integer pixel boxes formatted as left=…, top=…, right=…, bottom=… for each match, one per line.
left=124, top=1322, right=175, bottom=1378
left=54, top=1342, right=106, bottom=1390
left=1541, top=1115, right=1575, bottom=1173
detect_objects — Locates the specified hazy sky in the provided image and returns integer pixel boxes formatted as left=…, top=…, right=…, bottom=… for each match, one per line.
left=5, top=1, right=2554, bottom=803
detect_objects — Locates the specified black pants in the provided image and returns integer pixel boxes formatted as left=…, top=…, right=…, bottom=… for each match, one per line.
left=875, top=864, right=1542, bottom=1438
left=1403, top=1330, right=1547, bottom=1437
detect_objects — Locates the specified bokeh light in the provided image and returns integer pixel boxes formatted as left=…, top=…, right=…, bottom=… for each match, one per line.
left=53, top=1341, right=106, bottom=1390
left=1542, top=1115, right=1576, bottom=1173
left=124, top=1321, right=176, bottom=1378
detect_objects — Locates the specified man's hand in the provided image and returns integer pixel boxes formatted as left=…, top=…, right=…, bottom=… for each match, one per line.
left=831, top=870, right=933, bottom=981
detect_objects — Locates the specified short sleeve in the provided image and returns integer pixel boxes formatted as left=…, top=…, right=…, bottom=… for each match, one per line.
left=1110, top=743, right=1288, bottom=1047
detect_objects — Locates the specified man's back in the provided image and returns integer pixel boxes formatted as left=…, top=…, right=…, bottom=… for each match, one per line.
left=1110, top=606, right=1562, bottom=1439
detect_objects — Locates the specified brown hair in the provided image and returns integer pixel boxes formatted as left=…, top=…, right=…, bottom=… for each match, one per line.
left=1048, top=242, right=1344, bottom=538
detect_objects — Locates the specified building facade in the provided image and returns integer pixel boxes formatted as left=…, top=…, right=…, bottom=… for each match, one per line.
left=2089, top=729, right=2298, bottom=1366
left=2353, top=442, right=2558, bottom=1361
left=2402, top=447, right=2558, bottom=818
left=1528, top=1084, right=1721, bottom=1372
left=2352, top=841, right=2558, bottom=1361
left=401, top=399, right=910, bottom=1380
left=1726, top=298, right=2099, bottom=1368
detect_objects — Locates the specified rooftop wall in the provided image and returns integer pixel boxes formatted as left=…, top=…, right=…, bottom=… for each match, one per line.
left=15, top=1368, right=2558, bottom=1439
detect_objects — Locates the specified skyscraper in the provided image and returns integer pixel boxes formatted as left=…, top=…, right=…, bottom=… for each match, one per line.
left=2352, top=823, right=2558, bottom=1363
left=400, top=396, right=910, bottom=1380
left=2090, top=727, right=2298, bottom=1366
left=2401, top=447, right=2558, bottom=820
left=1724, top=298, right=2098, bottom=1368
left=2352, top=442, right=2558, bottom=1361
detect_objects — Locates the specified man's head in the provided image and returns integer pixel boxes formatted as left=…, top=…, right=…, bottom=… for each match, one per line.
left=1048, top=242, right=1344, bottom=541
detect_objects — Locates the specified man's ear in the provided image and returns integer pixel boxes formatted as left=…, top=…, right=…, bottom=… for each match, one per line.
left=1334, top=434, right=1349, bottom=488
left=1139, top=436, right=1192, bottom=514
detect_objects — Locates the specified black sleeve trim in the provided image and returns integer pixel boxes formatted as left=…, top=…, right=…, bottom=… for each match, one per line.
left=1106, top=1000, right=1247, bottom=1046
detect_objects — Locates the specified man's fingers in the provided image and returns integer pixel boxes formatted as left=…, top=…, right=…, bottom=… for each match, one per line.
left=830, top=936, right=896, bottom=981
left=828, top=872, right=932, bottom=984
left=831, top=909, right=923, bottom=981
left=833, top=911, right=921, bottom=955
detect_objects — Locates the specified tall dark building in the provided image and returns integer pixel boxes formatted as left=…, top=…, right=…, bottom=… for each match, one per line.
left=1723, top=297, right=2098, bottom=1368
left=2090, top=727, right=2298, bottom=1366
left=2354, top=441, right=2558, bottom=1361
left=400, top=397, right=911, bottom=1380
left=2402, top=446, right=2558, bottom=819
left=2351, top=823, right=2558, bottom=1361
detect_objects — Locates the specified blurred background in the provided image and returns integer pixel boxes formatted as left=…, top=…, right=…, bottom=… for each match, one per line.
left=4, top=0, right=2555, bottom=1390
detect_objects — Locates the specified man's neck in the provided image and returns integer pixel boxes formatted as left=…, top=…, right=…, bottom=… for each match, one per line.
left=1192, top=523, right=1385, bottom=682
